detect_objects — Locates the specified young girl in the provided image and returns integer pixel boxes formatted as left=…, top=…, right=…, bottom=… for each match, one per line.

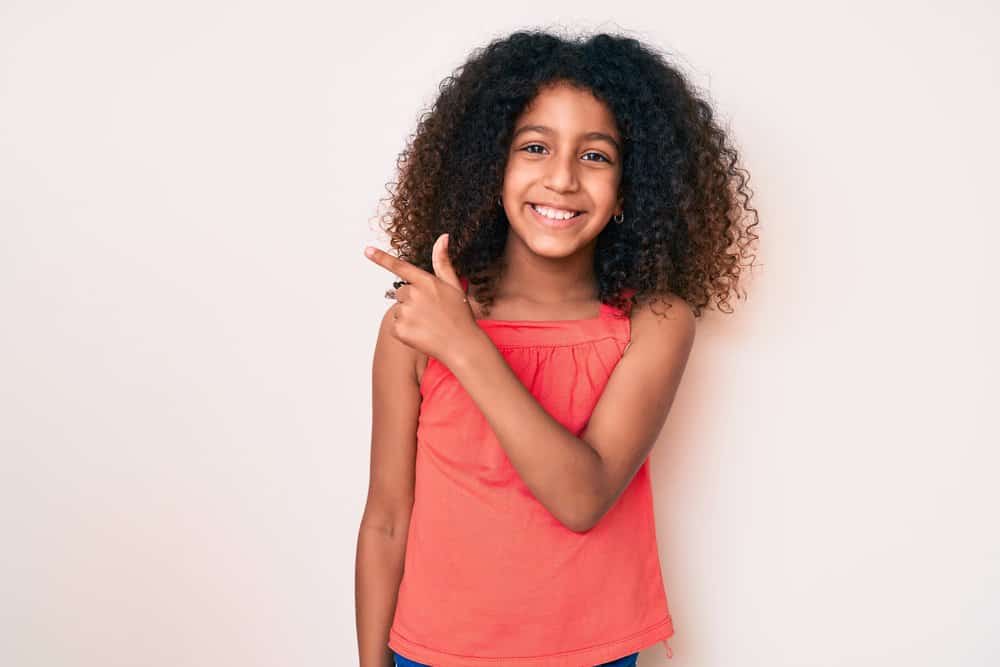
left=356, top=29, right=758, bottom=667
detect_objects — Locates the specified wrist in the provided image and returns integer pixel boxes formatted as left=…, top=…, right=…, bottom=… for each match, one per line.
left=444, top=327, right=494, bottom=375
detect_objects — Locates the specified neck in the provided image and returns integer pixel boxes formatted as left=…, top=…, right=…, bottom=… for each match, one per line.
left=496, top=232, right=599, bottom=304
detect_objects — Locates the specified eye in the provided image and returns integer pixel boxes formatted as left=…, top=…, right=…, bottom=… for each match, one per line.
left=521, top=144, right=613, bottom=163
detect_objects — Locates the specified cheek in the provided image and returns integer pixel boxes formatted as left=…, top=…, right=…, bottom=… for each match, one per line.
left=591, top=176, right=621, bottom=204
left=502, top=165, right=532, bottom=191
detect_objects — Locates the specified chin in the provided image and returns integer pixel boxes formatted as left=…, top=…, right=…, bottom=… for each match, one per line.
left=516, top=230, right=583, bottom=257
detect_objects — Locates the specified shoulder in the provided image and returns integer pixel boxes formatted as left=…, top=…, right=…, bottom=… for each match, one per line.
left=374, top=305, right=423, bottom=386
left=628, top=291, right=696, bottom=351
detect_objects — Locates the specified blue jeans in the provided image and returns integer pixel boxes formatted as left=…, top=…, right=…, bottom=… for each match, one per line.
left=391, top=649, right=639, bottom=667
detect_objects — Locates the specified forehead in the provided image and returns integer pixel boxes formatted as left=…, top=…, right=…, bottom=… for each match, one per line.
left=516, top=83, right=619, bottom=137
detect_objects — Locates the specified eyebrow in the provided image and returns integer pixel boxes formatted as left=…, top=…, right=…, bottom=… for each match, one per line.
left=512, top=124, right=621, bottom=153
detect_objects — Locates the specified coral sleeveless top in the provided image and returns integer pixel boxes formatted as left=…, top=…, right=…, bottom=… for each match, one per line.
left=388, top=277, right=675, bottom=666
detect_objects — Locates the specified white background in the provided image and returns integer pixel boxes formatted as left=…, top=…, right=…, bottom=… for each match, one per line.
left=2, top=1, right=997, bottom=665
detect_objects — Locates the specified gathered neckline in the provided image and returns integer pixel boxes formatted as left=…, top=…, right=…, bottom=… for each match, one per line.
left=473, top=301, right=613, bottom=326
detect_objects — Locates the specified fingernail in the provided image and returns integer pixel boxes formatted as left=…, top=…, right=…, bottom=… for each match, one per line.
left=364, top=246, right=375, bottom=258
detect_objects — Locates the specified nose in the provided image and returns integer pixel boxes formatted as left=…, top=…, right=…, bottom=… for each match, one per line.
left=541, top=149, right=579, bottom=193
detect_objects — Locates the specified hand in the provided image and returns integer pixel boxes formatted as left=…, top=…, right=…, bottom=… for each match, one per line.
left=364, top=233, right=481, bottom=365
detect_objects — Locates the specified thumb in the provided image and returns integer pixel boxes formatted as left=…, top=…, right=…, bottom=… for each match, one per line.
left=431, top=233, right=461, bottom=290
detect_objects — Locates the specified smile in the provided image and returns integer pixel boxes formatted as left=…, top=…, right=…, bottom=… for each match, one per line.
left=528, top=203, right=586, bottom=229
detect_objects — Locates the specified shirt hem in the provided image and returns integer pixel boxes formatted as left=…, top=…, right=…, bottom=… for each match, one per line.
left=388, top=615, right=674, bottom=666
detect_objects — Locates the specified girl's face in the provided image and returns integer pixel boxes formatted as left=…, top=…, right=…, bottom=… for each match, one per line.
left=501, top=82, right=624, bottom=260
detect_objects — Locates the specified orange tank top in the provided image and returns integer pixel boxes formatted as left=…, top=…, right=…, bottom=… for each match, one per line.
left=388, top=278, right=675, bottom=666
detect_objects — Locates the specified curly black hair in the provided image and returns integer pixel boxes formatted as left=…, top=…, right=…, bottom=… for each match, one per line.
left=374, top=28, right=759, bottom=318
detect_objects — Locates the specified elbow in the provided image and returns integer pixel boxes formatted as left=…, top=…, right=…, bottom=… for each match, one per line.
left=565, top=488, right=618, bottom=533
left=554, top=455, right=609, bottom=533
left=562, top=515, right=593, bottom=534
left=561, top=502, right=603, bottom=534
left=563, top=519, right=593, bottom=534
left=550, top=500, right=593, bottom=533
left=565, top=511, right=608, bottom=534
left=560, top=474, right=609, bottom=533
left=566, top=509, right=607, bottom=534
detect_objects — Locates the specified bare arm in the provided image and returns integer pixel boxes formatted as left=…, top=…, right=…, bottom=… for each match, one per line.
left=355, top=307, right=421, bottom=667
left=447, top=294, right=696, bottom=532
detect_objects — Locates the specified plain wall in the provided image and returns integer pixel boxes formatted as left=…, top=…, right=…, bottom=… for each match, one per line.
left=1, top=1, right=996, bottom=665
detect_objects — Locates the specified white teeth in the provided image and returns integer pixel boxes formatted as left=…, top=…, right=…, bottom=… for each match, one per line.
left=532, top=204, right=580, bottom=220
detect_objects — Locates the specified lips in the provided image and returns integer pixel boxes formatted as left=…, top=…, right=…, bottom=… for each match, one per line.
left=528, top=203, right=586, bottom=229
left=529, top=203, right=583, bottom=216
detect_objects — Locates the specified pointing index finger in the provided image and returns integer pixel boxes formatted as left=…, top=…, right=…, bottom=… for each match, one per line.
left=364, top=246, right=427, bottom=284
